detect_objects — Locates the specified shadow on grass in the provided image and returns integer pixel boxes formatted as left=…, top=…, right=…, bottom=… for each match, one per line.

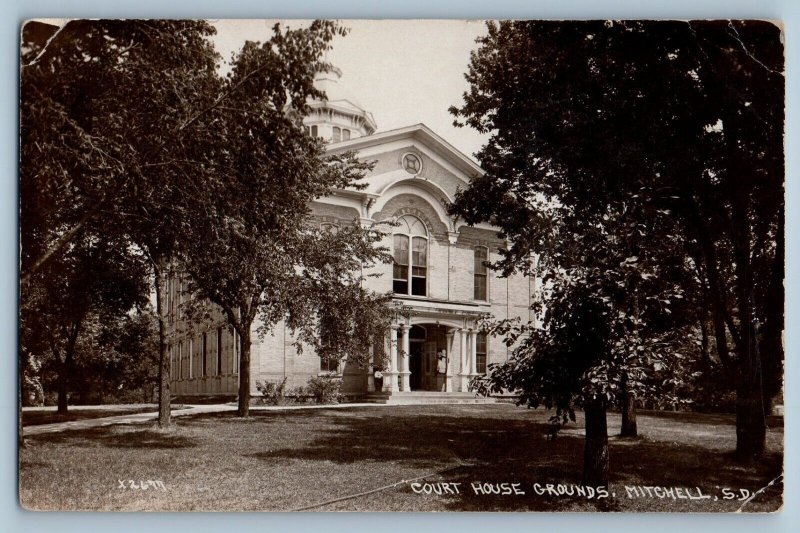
left=635, top=410, right=784, bottom=429
left=22, top=408, right=158, bottom=427
left=225, top=407, right=782, bottom=512
left=28, top=426, right=198, bottom=450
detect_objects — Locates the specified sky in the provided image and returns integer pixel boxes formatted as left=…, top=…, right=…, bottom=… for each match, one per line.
left=211, top=19, right=490, bottom=163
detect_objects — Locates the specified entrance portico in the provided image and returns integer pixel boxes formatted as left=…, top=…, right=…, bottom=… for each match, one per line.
left=372, top=298, right=487, bottom=395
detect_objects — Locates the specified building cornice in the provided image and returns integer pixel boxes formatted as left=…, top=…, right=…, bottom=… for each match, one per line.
left=325, top=123, right=485, bottom=179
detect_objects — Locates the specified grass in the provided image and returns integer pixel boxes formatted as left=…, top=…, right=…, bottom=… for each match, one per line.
left=18, top=404, right=783, bottom=512
left=21, top=405, right=166, bottom=427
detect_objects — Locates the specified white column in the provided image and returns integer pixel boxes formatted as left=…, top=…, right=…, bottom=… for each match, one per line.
left=386, top=327, right=398, bottom=392
left=367, top=341, right=375, bottom=393
left=400, top=325, right=411, bottom=392
left=458, top=328, right=469, bottom=391
left=444, top=330, right=455, bottom=392
left=469, top=330, right=478, bottom=376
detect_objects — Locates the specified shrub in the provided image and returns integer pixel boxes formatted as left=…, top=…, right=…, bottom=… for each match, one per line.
left=306, top=375, right=343, bottom=404
left=285, top=385, right=310, bottom=404
left=256, top=377, right=287, bottom=405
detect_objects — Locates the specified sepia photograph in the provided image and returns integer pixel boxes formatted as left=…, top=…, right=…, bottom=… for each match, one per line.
left=18, top=18, right=784, bottom=513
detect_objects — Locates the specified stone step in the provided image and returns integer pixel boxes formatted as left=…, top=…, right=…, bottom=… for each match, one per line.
left=363, top=391, right=495, bottom=405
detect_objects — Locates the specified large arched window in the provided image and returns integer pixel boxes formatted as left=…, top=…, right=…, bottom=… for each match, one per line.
left=393, top=215, right=427, bottom=296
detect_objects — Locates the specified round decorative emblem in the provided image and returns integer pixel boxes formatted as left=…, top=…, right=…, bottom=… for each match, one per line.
left=402, top=153, right=422, bottom=175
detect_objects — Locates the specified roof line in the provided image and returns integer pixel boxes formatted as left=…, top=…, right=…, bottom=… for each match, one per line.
left=325, top=123, right=484, bottom=177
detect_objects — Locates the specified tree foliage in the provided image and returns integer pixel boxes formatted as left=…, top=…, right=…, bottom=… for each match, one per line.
left=452, top=20, right=783, bottom=465
left=176, top=21, right=393, bottom=416
left=20, top=19, right=393, bottom=423
left=20, top=231, right=149, bottom=412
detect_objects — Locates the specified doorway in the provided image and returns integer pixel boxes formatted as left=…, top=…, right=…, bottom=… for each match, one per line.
left=408, top=324, right=448, bottom=391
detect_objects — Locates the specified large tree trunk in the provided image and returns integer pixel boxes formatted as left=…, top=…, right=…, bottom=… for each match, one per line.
left=57, top=351, right=71, bottom=414
left=237, top=324, right=252, bottom=417
left=620, top=372, right=638, bottom=437
left=154, top=266, right=171, bottom=428
left=734, top=308, right=766, bottom=461
left=731, top=205, right=767, bottom=461
left=699, top=315, right=713, bottom=409
left=56, top=319, right=82, bottom=414
left=583, top=399, right=609, bottom=486
left=736, top=377, right=766, bottom=460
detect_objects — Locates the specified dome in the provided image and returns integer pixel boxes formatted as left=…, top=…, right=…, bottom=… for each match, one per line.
left=304, top=67, right=377, bottom=142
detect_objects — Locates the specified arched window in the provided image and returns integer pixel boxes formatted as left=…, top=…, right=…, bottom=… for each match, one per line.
left=393, top=215, right=427, bottom=296
left=342, top=128, right=351, bottom=141
left=474, top=247, right=488, bottom=301
left=332, top=126, right=341, bottom=142
left=310, top=125, right=318, bottom=137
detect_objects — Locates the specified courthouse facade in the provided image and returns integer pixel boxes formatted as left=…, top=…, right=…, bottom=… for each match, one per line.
left=165, top=69, right=538, bottom=399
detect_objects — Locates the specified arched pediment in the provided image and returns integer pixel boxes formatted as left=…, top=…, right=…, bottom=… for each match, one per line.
left=372, top=188, right=452, bottom=239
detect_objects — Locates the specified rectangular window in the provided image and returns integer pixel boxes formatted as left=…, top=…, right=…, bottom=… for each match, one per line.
left=202, top=332, right=208, bottom=378
left=393, top=234, right=409, bottom=294
left=232, top=327, right=239, bottom=375
left=474, top=247, right=488, bottom=300
left=177, top=277, right=183, bottom=319
left=217, top=327, right=223, bottom=375
left=311, top=125, right=318, bottom=137
left=411, top=237, right=427, bottom=296
left=178, top=342, right=183, bottom=380
left=320, top=356, right=339, bottom=373
left=188, top=339, right=193, bottom=379
left=476, top=333, right=488, bottom=374
left=168, top=345, right=173, bottom=380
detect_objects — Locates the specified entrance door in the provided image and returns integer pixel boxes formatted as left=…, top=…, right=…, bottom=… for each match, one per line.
left=409, top=343, right=423, bottom=390
left=423, top=341, right=438, bottom=390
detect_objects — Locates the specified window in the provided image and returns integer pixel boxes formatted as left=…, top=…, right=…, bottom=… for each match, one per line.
left=476, top=333, right=487, bottom=374
left=232, top=327, right=239, bottom=375
left=320, top=356, right=339, bottom=373
left=392, top=215, right=427, bottom=296
left=402, top=153, right=421, bottom=174
left=202, top=333, right=207, bottom=378
left=474, top=247, right=488, bottom=300
left=177, top=278, right=183, bottom=319
left=168, top=345, right=173, bottom=380
left=310, top=125, right=318, bottom=137
left=188, top=339, right=193, bottom=379
left=216, top=327, right=223, bottom=375
left=178, top=342, right=183, bottom=380
left=393, top=235, right=409, bottom=294
left=342, top=128, right=351, bottom=141
left=332, top=127, right=341, bottom=142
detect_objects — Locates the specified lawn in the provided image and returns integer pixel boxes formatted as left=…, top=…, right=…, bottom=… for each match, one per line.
left=18, top=404, right=783, bottom=512
left=21, top=405, right=172, bottom=427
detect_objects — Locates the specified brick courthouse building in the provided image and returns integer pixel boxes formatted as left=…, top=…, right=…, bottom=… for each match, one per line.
left=165, top=69, right=538, bottom=400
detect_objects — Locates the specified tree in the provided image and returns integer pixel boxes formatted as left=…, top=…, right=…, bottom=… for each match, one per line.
left=21, top=20, right=226, bottom=427
left=451, top=20, right=783, bottom=461
left=472, top=198, right=697, bottom=485
left=20, top=232, right=148, bottom=414
left=179, top=21, right=392, bottom=417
